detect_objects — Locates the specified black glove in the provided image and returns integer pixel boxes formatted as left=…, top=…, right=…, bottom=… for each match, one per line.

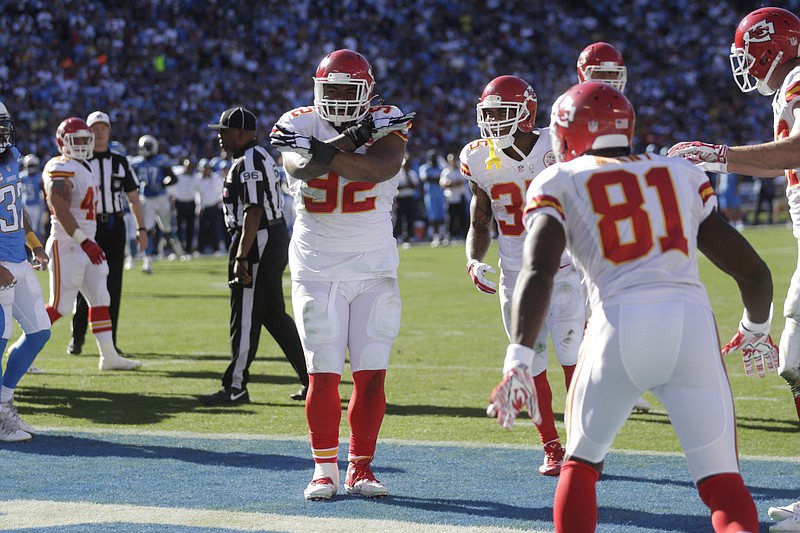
left=342, top=114, right=375, bottom=148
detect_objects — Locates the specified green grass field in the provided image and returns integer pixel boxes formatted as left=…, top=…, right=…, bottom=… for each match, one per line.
left=16, top=224, right=799, bottom=458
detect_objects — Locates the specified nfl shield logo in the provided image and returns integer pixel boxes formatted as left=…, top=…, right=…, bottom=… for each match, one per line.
left=588, top=120, right=598, bottom=133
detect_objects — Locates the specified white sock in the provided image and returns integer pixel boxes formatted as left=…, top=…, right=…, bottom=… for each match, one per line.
left=94, top=331, right=118, bottom=358
left=313, top=462, right=339, bottom=485
left=0, top=386, right=13, bottom=404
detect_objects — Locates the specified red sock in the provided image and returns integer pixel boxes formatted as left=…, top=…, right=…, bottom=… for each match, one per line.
left=89, top=306, right=113, bottom=334
left=554, top=460, right=600, bottom=533
left=562, top=364, right=576, bottom=390
left=347, top=369, right=386, bottom=460
left=45, top=304, right=61, bottom=324
left=306, top=373, right=342, bottom=463
left=697, top=473, right=758, bottom=533
left=794, top=395, right=800, bottom=422
left=533, top=371, right=559, bottom=444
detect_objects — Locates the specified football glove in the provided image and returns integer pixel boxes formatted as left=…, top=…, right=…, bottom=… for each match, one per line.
left=80, top=239, right=106, bottom=265
left=667, top=141, right=729, bottom=173
left=721, top=308, right=779, bottom=378
left=270, top=125, right=339, bottom=165
left=487, top=344, right=541, bottom=428
left=467, top=259, right=497, bottom=294
left=371, top=111, right=415, bottom=142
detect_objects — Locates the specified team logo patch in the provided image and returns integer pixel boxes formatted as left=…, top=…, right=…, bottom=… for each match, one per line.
left=747, top=20, right=775, bottom=43
left=544, top=151, right=556, bottom=167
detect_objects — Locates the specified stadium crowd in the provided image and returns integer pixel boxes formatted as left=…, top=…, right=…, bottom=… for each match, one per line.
left=2, top=0, right=774, bottom=165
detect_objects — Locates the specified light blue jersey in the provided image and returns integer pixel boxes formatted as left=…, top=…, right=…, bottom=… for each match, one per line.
left=0, top=146, right=27, bottom=263
left=131, top=153, right=172, bottom=198
left=21, top=170, right=43, bottom=208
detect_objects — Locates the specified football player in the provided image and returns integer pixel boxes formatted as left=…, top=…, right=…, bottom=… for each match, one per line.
left=463, top=75, right=585, bottom=476
left=576, top=41, right=654, bottom=415
left=42, top=117, right=140, bottom=371
left=0, top=102, right=51, bottom=441
left=491, top=81, right=771, bottom=533
left=130, top=134, right=180, bottom=272
left=270, top=49, right=414, bottom=500
left=668, top=7, right=800, bottom=531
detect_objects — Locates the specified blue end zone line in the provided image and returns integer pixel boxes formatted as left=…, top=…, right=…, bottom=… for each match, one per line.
left=0, top=428, right=795, bottom=533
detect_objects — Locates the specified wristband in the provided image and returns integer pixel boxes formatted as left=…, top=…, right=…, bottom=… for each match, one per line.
left=25, top=231, right=43, bottom=250
left=502, top=343, right=536, bottom=374
left=72, top=228, right=87, bottom=244
left=741, top=304, right=773, bottom=334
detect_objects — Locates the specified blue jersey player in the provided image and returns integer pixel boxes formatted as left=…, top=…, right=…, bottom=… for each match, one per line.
left=0, top=102, right=51, bottom=442
left=130, top=135, right=179, bottom=272
left=20, top=154, right=45, bottom=236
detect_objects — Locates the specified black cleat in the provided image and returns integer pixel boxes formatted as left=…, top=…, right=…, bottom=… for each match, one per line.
left=66, top=338, right=84, bottom=355
left=290, top=385, right=308, bottom=401
left=198, top=388, right=251, bottom=406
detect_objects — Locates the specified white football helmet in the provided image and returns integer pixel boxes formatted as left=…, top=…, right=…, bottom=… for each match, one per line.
left=138, top=135, right=159, bottom=156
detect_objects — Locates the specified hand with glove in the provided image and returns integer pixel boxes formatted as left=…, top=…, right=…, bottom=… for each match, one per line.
left=81, top=239, right=106, bottom=265
left=667, top=141, right=729, bottom=173
left=270, top=124, right=340, bottom=165
left=486, top=344, right=541, bottom=428
left=342, top=111, right=416, bottom=148
left=721, top=308, right=780, bottom=378
left=467, top=258, right=497, bottom=294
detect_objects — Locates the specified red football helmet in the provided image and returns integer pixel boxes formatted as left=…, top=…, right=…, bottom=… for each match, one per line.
left=476, top=75, right=538, bottom=149
left=56, top=117, right=94, bottom=160
left=576, top=42, right=627, bottom=91
left=730, top=7, right=800, bottom=95
left=549, top=82, right=634, bottom=163
left=313, top=49, right=375, bottom=126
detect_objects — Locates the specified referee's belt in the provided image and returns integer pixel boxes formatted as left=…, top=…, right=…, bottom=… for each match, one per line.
left=267, top=217, right=284, bottom=227
left=97, top=212, right=124, bottom=223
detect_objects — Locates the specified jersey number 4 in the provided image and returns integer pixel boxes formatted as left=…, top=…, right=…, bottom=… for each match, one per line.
left=80, top=187, right=96, bottom=221
left=587, top=168, right=688, bottom=263
left=304, top=173, right=377, bottom=213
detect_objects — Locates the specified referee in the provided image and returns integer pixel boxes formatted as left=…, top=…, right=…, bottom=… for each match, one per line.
left=68, top=111, right=147, bottom=355
left=199, top=107, right=308, bottom=406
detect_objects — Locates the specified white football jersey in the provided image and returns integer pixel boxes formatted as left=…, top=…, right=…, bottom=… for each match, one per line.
left=460, top=129, right=572, bottom=273
left=772, top=65, right=800, bottom=238
left=524, top=154, right=717, bottom=309
left=276, top=105, right=409, bottom=280
left=42, top=156, right=98, bottom=241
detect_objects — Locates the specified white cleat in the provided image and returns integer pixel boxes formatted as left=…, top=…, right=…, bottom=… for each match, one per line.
left=1, top=401, right=35, bottom=434
left=632, top=396, right=652, bottom=413
left=344, top=461, right=389, bottom=498
left=0, top=418, right=31, bottom=442
left=26, top=364, right=42, bottom=374
left=304, top=462, right=339, bottom=501
left=770, top=502, right=800, bottom=521
left=99, top=353, right=142, bottom=371
left=770, top=511, right=800, bottom=532
left=304, top=477, right=337, bottom=500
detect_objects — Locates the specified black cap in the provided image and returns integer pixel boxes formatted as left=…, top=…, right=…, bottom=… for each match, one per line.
left=207, top=107, right=257, bottom=131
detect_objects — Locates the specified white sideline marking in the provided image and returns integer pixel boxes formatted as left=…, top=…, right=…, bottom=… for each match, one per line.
left=0, top=499, right=543, bottom=533
left=32, top=426, right=800, bottom=463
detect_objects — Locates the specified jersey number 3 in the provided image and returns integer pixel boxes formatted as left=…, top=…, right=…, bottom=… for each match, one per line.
left=587, top=168, right=688, bottom=263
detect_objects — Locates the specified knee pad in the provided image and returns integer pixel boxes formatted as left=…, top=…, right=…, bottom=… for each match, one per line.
left=299, top=294, right=339, bottom=348
left=351, top=344, right=391, bottom=372
left=308, top=345, right=344, bottom=374
left=549, top=279, right=585, bottom=321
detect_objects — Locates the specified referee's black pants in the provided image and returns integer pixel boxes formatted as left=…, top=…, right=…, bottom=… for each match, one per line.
left=224, top=220, right=308, bottom=391
left=72, top=213, right=127, bottom=347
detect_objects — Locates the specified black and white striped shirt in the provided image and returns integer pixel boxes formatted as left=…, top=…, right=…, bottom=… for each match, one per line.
left=222, top=141, right=284, bottom=231
left=87, top=150, right=139, bottom=215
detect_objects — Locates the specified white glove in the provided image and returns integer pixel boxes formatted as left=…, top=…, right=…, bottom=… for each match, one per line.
left=720, top=308, right=779, bottom=378
left=371, top=112, right=415, bottom=142
left=270, top=124, right=313, bottom=158
left=487, top=344, right=541, bottom=428
left=299, top=181, right=326, bottom=202
left=667, top=141, right=729, bottom=173
left=467, top=259, right=497, bottom=294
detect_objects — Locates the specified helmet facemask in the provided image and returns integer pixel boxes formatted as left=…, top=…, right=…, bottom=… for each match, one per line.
left=582, top=64, right=628, bottom=91
left=0, top=116, right=16, bottom=154
left=314, top=76, right=373, bottom=126
left=730, top=40, right=781, bottom=95
left=61, top=130, right=95, bottom=160
left=477, top=97, right=530, bottom=149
